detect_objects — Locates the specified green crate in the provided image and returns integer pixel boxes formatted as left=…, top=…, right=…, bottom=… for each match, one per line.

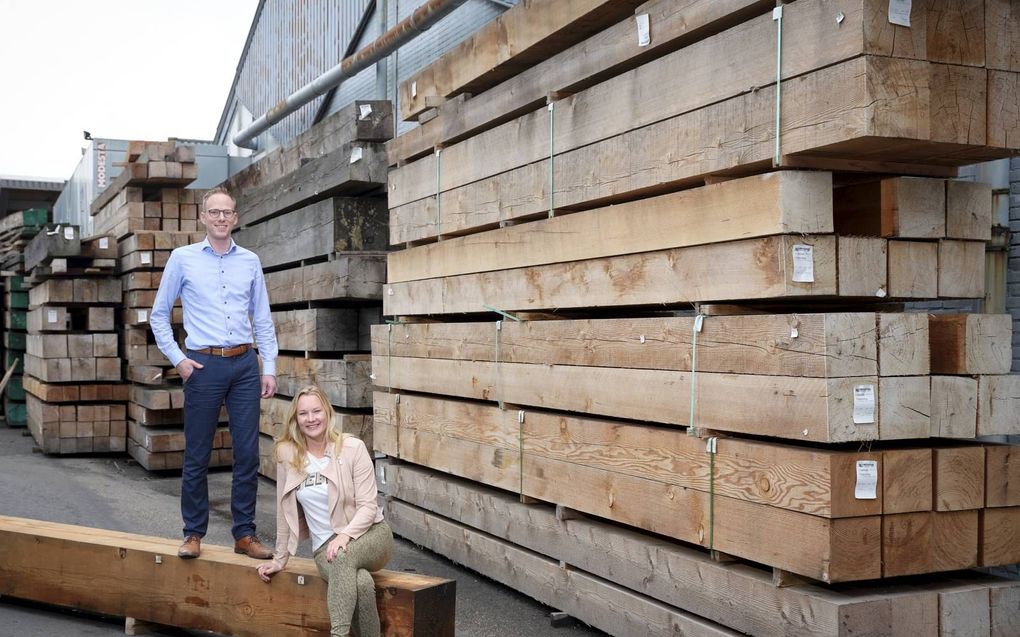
left=8, top=276, right=26, bottom=291
left=5, top=349, right=21, bottom=367
left=5, top=310, right=26, bottom=331
left=21, top=208, right=49, bottom=227
left=5, top=291, right=27, bottom=309
left=6, top=375, right=23, bottom=401
left=3, top=399, right=26, bottom=427
left=3, top=330, right=25, bottom=350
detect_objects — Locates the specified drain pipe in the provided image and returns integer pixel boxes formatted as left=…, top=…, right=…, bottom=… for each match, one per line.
left=233, top=0, right=469, bottom=150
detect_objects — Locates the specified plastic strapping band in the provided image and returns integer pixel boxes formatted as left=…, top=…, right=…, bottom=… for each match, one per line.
left=518, top=409, right=526, bottom=495
left=772, top=5, right=784, bottom=167
left=706, top=436, right=718, bottom=551
left=495, top=320, right=504, bottom=410
left=385, top=321, right=395, bottom=392
left=548, top=102, right=555, bottom=218
left=434, top=147, right=442, bottom=236
left=688, top=313, right=705, bottom=437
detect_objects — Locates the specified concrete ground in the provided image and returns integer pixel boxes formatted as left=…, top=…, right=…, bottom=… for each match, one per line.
left=0, top=425, right=606, bottom=637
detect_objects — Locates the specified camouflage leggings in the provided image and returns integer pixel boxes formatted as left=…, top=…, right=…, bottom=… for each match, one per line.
left=313, top=521, right=394, bottom=637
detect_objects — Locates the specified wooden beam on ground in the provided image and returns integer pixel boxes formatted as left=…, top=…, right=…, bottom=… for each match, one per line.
left=0, top=515, right=454, bottom=637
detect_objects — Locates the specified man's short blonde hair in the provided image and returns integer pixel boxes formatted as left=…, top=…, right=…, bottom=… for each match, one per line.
left=201, top=186, right=235, bottom=211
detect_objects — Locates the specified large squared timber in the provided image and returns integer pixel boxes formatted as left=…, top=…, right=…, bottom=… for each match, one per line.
left=0, top=515, right=454, bottom=637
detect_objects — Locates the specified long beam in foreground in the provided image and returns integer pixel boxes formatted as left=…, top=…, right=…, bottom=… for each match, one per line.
left=0, top=515, right=454, bottom=636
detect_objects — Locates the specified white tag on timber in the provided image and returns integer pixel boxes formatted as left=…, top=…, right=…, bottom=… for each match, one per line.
left=855, top=460, right=878, bottom=499
left=639, top=335, right=645, bottom=344
left=772, top=5, right=783, bottom=20
left=64, top=226, right=74, bottom=240
left=99, top=237, right=109, bottom=249
left=790, top=326, right=799, bottom=338
left=350, top=146, right=363, bottom=164
left=875, top=287, right=887, bottom=298
left=635, top=14, right=650, bottom=47
left=853, top=384, right=877, bottom=424
left=140, top=251, right=152, bottom=264
left=411, top=81, right=417, bottom=98
left=359, top=104, right=373, bottom=120
left=693, top=314, right=704, bottom=333
left=791, top=244, right=814, bottom=282
left=137, top=309, right=148, bottom=323
left=888, top=0, right=911, bottom=26
left=47, top=309, right=58, bottom=323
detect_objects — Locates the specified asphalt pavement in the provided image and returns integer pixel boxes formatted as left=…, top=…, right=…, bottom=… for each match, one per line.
left=0, top=425, right=607, bottom=637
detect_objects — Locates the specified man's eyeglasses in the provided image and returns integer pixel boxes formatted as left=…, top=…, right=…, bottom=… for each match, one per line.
left=204, top=209, right=237, bottom=219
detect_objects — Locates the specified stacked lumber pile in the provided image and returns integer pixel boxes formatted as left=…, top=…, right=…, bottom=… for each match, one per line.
left=118, top=230, right=232, bottom=471
left=223, top=101, right=392, bottom=480
left=91, top=142, right=200, bottom=239
left=0, top=208, right=48, bottom=426
left=374, top=1, right=1020, bottom=635
left=23, top=227, right=127, bottom=454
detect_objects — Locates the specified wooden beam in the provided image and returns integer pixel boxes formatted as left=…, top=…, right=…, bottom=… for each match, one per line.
left=236, top=142, right=387, bottom=228
left=937, top=240, right=987, bottom=298
left=929, top=313, right=1012, bottom=374
left=946, top=179, right=993, bottom=240
left=272, top=307, right=376, bottom=353
left=264, top=254, right=385, bottom=305
left=274, top=354, right=372, bottom=408
left=930, top=375, right=978, bottom=438
left=833, top=177, right=946, bottom=239
left=397, top=0, right=646, bottom=121
left=379, top=461, right=1020, bottom=637
left=372, top=313, right=884, bottom=379
left=978, top=507, right=1020, bottom=567
left=383, top=234, right=838, bottom=316
left=24, top=225, right=80, bottom=272
left=977, top=375, right=1020, bottom=436
left=387, top=171, right=833, bottom=282
left=233, top=197, right=388, bottom=270
left=372, top=355, right=878, bottom=443
left=387, top=0, right=775, bottom=164
left=933, top=446, right=986, bottom=511
left=0, top=515, right=454, bottom=637
left=985, top=443, right=1020, bottom=508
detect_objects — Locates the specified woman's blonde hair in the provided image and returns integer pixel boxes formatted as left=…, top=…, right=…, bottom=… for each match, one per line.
left=273, top=385, right=347, bottom=472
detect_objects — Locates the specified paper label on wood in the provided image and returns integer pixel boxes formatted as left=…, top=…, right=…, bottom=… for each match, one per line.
left=358, top=104, right=373, bottom=120
left=411, top=81, right=417, bottom=98
left=99, top=237, right=109, bottom=249
left=855, top=460, right=878, bottom=499
left=47, top=309, right=58, bottom=323
left=63, top=227, right=74, bottom=240
left=350, top=147, right=363, bottom=164
left=791, top=244, right=814, bottom=282
left=137, top=309, right=148, bottom=323
left=140, top=252, right=151, bottom=265
left=888, top=0, right=911, bottom=26
left=635, top=14, right=650, bottom=47
left=853, top=384, right=876, bottom=424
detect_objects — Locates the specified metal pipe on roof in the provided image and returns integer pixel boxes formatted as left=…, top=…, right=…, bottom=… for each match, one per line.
left=233, top=0, right=469, bottom=150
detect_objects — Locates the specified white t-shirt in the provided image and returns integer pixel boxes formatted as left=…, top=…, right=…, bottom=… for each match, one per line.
left=295, top=453, right=334, bottom=551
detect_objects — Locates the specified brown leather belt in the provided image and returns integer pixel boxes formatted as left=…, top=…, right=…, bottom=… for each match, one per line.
left=194, top=344, right=252, bottom=357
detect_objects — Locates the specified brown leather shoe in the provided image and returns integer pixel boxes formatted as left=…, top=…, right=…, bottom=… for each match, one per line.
left=178, top=535, right=201, bottom=559
left=234, top=535, right=273, bottom=559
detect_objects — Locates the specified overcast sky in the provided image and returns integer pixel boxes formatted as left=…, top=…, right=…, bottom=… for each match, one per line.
left=0, top=0, right=258, bottom=181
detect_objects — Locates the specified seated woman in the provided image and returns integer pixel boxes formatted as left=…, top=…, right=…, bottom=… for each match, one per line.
left=256, top=385, right=393, bottom=637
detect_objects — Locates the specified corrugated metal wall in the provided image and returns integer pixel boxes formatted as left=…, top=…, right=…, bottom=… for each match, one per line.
left=220, top=0, right=515, bottom=149
left=233, top=0, right=375, bottom=145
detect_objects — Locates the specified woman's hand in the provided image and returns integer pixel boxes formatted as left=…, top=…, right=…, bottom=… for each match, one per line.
left=256, top=562, right=282, bottom=582
left=326, top=534, right=352, bottom=562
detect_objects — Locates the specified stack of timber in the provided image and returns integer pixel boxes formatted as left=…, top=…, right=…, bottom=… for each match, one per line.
left=374, top=1, right=1020, bottom=636
left=0, top=208, right=48, bottom=426
left=90, top=141, right=200, bottom=239
left=23, top=228, right=127, bottom=454
left=118, top=230, right=232, bottom=471
left=223, top=100, right=393, bottom=480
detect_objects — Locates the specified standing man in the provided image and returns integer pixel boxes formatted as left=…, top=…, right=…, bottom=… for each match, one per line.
left=150, top=186, right=278, bottom=560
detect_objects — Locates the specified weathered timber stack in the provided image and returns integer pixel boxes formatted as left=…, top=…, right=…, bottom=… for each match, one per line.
left=0, top=208, right=49, bottom=426
left=86, top=140, right=227, bottom=471
left=23, top=227, right=127, bottom=454
left=223, top=100, right=392, bottom=480
left=374, top=1, right=1020, bottom=635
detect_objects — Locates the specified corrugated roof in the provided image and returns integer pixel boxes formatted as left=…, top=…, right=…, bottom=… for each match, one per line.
left=0, top=175, right=65, bottom=191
